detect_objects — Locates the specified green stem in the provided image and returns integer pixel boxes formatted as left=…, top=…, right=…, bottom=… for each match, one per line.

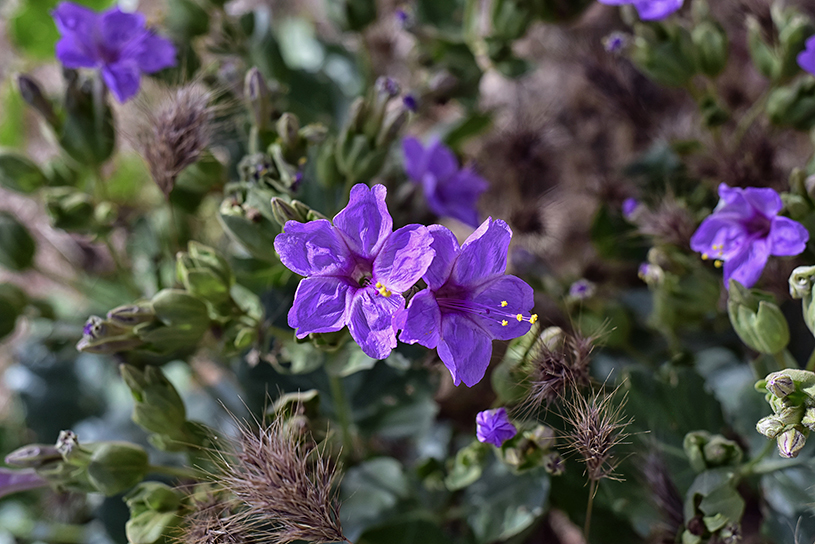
left=584, top=478, right=597, bottom=542
left=328, top=373, right=354, bottom=457
left=805, top=348, right=815, bottom=372
left=738, top=439, right=776, bottom=477
left=148, top=464, right=199, bottom=480
left=731, top=89, right=771, bottom=150
left=772, top=350, right=795, bottom=370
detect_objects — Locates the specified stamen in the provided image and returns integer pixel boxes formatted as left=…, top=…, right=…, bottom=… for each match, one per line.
left=501, top=301, right=508, bottom=307
left=516, top=314, right=523, bottom=322
left=530, top=314, right=538, bottom=324
left=714, top=260, right=723, bottom=269
left=501, top=320, right=508, bottom=326
left=702, top=253, right=709, bottom=260
left=437, top=298, right=538, bottom=327
left=374, top=281, right=392, bottom=297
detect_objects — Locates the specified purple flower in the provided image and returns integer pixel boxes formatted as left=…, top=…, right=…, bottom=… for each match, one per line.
left=399, top=218, right=536, bottom=387
left=603, top=32, right=628, bottom=54
left=403, top=94, right=418, bottom=112
left=597, top=0, right=684, bottom=21
left=0, top=468, right=48, bottom=499
left=569, top=279, right=596, bottom=300
left=476, top=408, right=517, bottom=447
left=403, top=137, right=488, bottom=228
left=798, top=35, right=815, bottom=76
left=690, top=184, right=809, bottom=288
left=622, top=198, right=640, bottom=220
left=274, top=184, right=434, bottom=360
left=53, top=2, right=177, bottom=103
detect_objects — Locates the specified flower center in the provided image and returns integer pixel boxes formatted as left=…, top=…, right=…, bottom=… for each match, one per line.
left=437, top=297, right=537, bottom=327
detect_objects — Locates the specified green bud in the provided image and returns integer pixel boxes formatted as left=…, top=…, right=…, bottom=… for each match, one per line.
left=777, top=12, right=815, bottom=81
left=0, top=212, right=35, bottom=271
left=17, top=74, right=59, bottom=128
left=5, top=444, right=62, bottom=468
left=766, top=374, right=796, bottom=398
left=315, top=138, right=344, bottom=188
left=727, top=280, right=789, bottom=354
left=86, top=442, right=150, bottom=495
left=802, top=407, right=815, bottom=432
left=781, top=193, right=810, bottom=221
left=276, top=113, right=301, bottom=153
left=56, top=430, right=92, bottom=466
left=747, top=17, right=780, bottom=80
left=0, top=151, right=48, bottom=194
left=270, top=197, right=305, bottom=227
left=151, top=289, right=211, bottom=330
left=76, top=316, right=145, bottom=354
left=245, top=67, right=272, bottom=130
left=177, top=242, right=234, bottom=306
left=767, top=78, right=815, bottom=131
left=107, top=303, right=155, bottom=327
left=527, top=425, right=556, bottom=450
left=60, top=70, right=115, bottom=166
left=702, top=436, right=743, bottom=467
left=789, top=265, right=815, bottom=335
left=692, top=20, right=728, bottom=77
left=756, top=415, right=785, bottom=438
left=629, top=24, right=698, bottom=87
left=777, top=427, right=807, bottom=458
left=121, top=365, right=187, bottom=438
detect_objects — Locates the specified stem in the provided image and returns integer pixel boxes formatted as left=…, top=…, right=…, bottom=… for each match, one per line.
left=328, top=373, right=354, bottom=457
left=148, top=464, right=199, bottom=480
left=772, top=350, right=796, bottom=370
left=805, top=348, right=815, bottom=372
left=584, top=478, right=597, bottom=542
left=731, top=89, right=771, bottom=150
left=738, top=439, right=776, bottom=477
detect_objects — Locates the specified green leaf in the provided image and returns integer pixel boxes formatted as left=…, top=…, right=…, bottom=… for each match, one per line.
left=0, top=212, right=36, bottom=271
left=358, top=515, right=449, bottom=544
left=0, top=152, right=47, bottom=193
left=340, top=457, right=410, bottom=541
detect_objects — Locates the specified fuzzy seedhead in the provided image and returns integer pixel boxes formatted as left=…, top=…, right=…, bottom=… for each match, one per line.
left=213, top=410, right=346, bottom=544
left=137, top=84, right=214, bottom=197
left=527, top=330, right=594, bottom=408
left=634, top=196, right=696, bottom=249
left=177, top=499, right=247, bottom=544
left=561, top=386, right=633, bottom=483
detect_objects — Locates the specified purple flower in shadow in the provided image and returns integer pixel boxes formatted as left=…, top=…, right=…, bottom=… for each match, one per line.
left=690, top=184, right=809, bottom=288
left=399, top=218, right=536, bottom=387
left=476, top=408, right=517, bottom=447
left=0, top=468, right=48, bottom=499
left=798, top=35, right=815, bottom=76
left=274, top=184, right=434, bottom=359
left=402, top=137, right=488, bottom=228
left=53, top=2, right=177, bottom=102
left=597, top=0, right=683, bottom=20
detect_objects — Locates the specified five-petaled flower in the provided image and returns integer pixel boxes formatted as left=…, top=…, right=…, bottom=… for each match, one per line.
left=53, top=2, right=177, bottom=103
left=402, top=137, right=488, bottom=228
left=690, top=184, right=809, bottom=289
left=400, top=218, right=536, bottom=387
left=476, top=408, right=517, bottom=447
left=798, top=35, right=815, bottom=76
left=274, top=184, right=434, bottom=360
left=597, top=0, right=683, bottom=21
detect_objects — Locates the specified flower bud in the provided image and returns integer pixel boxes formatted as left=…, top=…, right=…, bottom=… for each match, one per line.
left=757, top=415, right=785, bottom=438
left=276, top=113, right=301, bottom=153
left=774, top=405, right=804, bottom=426
left=766, top=78, right=815, bottom=131
left=124, top=482, right=183, bottom=544
left=245, top=67, right=272, bottom=130
left=702, top=436, right=743, bottom=467
left=86, top=442, right=150, bottom=496
left=527, top=425, right=556, bottom=450
left=776, top=11, right=815, bottom=81
left=727, top=280, right=790, bottom=355
left=0, top=212, right=36, bottom=271
left=629, top=24, right=698, bottom=88
left=17, top=74, right=59, bottom=127
left=106, top=303, right=154, bottom=328
left=270, top=197, right=306, bottom=227
left=176, top=242, right=234, bottom=306
left=802, top=407, right=815, bottom=432
left=692, top=20, right=728, bottom=77
left=542, top=452, right=565, bottom=476
left=121, top=365, right=187, bottom=438
left=766, top=374, right=796, bottom=398
left=777, top=427, right=807, bottom=458
left=76, top=316, right=145, bottom=354
left=5, top=444, right=62, bottom=468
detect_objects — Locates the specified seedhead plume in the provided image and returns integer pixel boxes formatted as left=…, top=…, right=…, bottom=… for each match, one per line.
left=214, top=408, right=346, bottom=544
left=137, top=83, right=214, bottom=198
left=178, top=498, right=247, bottom=544
left=527, top=329, right=594, bottom=409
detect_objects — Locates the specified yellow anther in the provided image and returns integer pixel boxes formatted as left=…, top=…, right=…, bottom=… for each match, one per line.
left=702, top=253, right=709, bottom=260
left=298, top=157, right=307, bottom=166
left=714, top=260, right=723, bottom=269
left=375, top=281, right=383, bottom=288
left=530, top=314, right=538, bottom=324
left=516, top=314, right=523, bottom=322
left=501, top=300, right=508, bottom=307
left=501, top=320, right=508, bottom=326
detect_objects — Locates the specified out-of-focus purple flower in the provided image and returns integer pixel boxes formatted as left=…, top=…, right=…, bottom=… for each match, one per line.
left=395, top=7, right=411, bottom=27
left=638, top=262, right=663, bottom=285
left=403, top=94, right=418, bottom=112
left=597, top=0, right=683, bottom=21
left=399, top=219, right=536, bottom=387
left=0, top=468, right=48, bottom=499
left=403, top=137, right=488, bottom=228
left=476, top=408, right=517, bottom=447
left=622, top=198, right=640, bottom=220
left=274, top=184, right=434, bottom=360
left=690, top=184, right=809, bottom=288
left=569, top=279, right=596, bottom=300
left=603, top=32, right=628, bottom=53
left=52, top=2, right=177, bottom=102
left=798, top=35, right=815, bottom=75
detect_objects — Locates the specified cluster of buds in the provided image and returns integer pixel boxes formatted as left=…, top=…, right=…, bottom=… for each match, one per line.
left=755, top=369, right=815, bottom=458
left=317, top=77, right=410, bottom=187
left=789, top=265, right=815, bottom=335
left=683, top=431, right=743, bottom=473
left=502, top=424, right=565, bottom=475
left=727, top=280, right=789, bottom=356
left=124, top=482, right=184, bottom=544
left=5, top=430, right=149, bottom=496
left=747, top=5, right=813, bottom=84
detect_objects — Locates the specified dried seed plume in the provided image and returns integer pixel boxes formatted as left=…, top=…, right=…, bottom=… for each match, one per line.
left=527, top=330, right=594, bottom=409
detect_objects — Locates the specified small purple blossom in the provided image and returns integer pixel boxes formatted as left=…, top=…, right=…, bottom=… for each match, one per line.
left=274, top=184, right=434, bottom=360
left=476, top=408, right=517, bottom=447
left=603, top=32, right=628, bottom=53
left=0, top=468, right=48, bottom=499
left=53, top=2, right=177, bottom=102
left=798, top=35, right=815, bottom=76
left=622, top=198, right=640, bottom=220
left=395, top=8, right=410, bottom=27
left=690, top=184, right=809, bottom=288
left=569, top=279, right=596, bottom=300
left=403, top=94, right=418, bottom=112
left=597, top=0, right=684, bottom=21
left=403, top=137, right=488, bottom=228
left=399, top=218, right=536, bottom=387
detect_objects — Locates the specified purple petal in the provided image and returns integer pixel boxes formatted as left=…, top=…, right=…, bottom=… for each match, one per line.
left=432, top=168, right=487, bottom=227
left=633, top=0, right=684, bottom=20
left=101, top=61, right=141, bottom=102
left=373, top=224, right=434, bottom=293
left=743, top=187, right=783, bottom=218
left=424, top=139, right=459, bottom=181
left=99, top=7, right=146, bottom=52
left=399, top=289, right=442, bottom=348
left=289, top=277, right=351, bottom=337
left=0, top=468, right=48, bottom=499
left=471, top=275, right=534, bottom=341
left=274, top=219, right=353, bottom=278
left=476, top=408, right=517, bottom=447
left=451, top=218, right=511, bottom=288
left=798, top=36, right=815, bottom=75
left=55, top=35, right=97, bottom=68
left=424, top=225, right=459, bottom=290
left=437, top=313, right=492, bottom=387
left=52, top=2, right=97, bottom=35
left=334, top=184, right=393, bottom=259
left=347, top=289, right=404, bottom=359
left=690, top=216, right=748, bottom=261
left=402, top=137, right=426, bottom=182
left=769, top=216, right=809, bottom=256
left=128, top=32, right=178, bottom=73
left=723, top=237, right=771, bottom=288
